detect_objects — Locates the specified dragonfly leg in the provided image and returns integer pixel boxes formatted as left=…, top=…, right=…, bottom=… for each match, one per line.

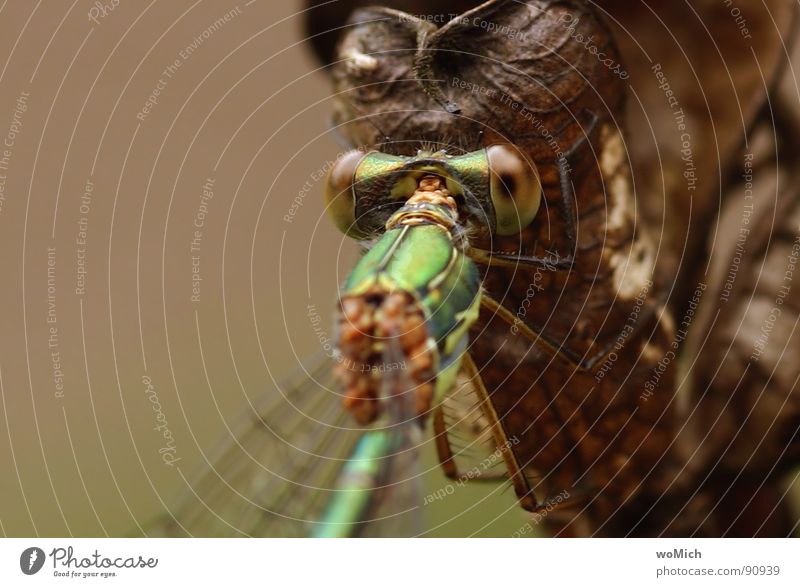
left=480, top=293, right=590, bottom=370
left=459, top=353, right=538, bottom=510
left=432, top=406, right=458, bottom=478
left=432, top=405, right=508, bottom=482
left=480, top=291, right=664, bottom=373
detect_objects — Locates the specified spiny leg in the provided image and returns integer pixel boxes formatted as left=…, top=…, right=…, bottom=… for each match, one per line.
left=432, top=403, right=508, bottom=482
left=458, top=352, right=537, bottom=510
left=480, top=288, right=663, bottom=372
left=480, top=293, right=590, bottom=369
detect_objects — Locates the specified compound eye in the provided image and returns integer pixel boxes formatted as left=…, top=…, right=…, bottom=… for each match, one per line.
left=487, top=145, right=542, bottom=235
left=324, top=150, right=369, bottom=239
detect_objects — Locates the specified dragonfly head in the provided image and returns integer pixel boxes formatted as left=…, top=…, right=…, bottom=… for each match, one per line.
left=324, top=145, right=542, bottom=239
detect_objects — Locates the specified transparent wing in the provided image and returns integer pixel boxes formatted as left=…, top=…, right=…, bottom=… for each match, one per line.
left=434, top=369, right=508, bottom=481
left=144, top=352, right=424, bottom=537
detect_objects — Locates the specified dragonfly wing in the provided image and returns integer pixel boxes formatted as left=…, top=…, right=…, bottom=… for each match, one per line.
left=337, top=425, right=425, bottom=538
left=433, top=368, right=508, bottom=481
left=145, top=353, right=368, bottom=537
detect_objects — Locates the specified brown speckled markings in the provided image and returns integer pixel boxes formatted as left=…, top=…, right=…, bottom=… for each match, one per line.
left=336, top=291, right=436, bottom=424
left=330, top=0, right=677, bottom=532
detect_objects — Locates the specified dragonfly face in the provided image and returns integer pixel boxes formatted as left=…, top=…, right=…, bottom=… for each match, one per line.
left=324, top=146, right=542, bottom=238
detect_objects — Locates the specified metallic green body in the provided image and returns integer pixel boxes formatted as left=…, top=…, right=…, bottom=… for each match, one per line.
left=321, top=200, right=482, bottom=535
left=343, top=223, right=481, bottom=372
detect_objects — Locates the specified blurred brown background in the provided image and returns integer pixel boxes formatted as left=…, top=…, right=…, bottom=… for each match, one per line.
left=0, top=0, right=350, bottom=536
left=0, top=0, right=529, bottom=537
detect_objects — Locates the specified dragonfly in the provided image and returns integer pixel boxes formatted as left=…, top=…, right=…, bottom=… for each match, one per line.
left=145, top=0, right=680, bottom=538
left=148, top=148, right=545, bottom=537
left=147, top=1, right=705, bottom=537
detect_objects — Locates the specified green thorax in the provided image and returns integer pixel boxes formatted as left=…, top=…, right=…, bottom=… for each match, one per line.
left=343, top=221, right=479, bottom=354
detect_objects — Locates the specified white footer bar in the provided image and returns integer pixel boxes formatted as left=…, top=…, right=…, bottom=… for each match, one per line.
left=0, top=538, right=797, bottom=586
